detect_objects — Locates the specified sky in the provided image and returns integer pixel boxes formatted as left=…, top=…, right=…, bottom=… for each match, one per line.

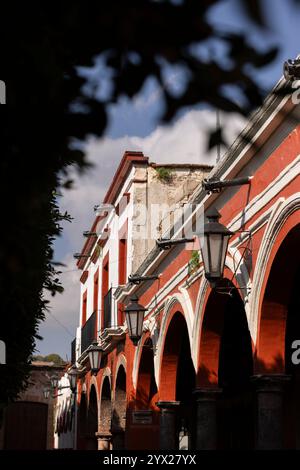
left=36, top=0, right=300, bottom=360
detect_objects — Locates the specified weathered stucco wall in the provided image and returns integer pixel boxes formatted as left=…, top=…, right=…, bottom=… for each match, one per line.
left=131, top=164, right=212, bottom=273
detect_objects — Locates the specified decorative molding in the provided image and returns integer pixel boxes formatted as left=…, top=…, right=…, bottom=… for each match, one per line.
left=191, top=276, right=209, bottom=371
left=79, top=270, right=89, bottom=284
left=90, top=245, right=102, bottom=264
left=228, top=154, right=300, bottom=233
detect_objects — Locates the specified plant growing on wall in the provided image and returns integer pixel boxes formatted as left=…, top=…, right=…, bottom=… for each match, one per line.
left=155, top=167, right=172, bottom=182
left=188, top=250, right=200, bottom=275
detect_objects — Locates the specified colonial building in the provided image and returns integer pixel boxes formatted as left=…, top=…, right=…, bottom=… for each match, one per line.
left=70, top=68, right=300, bottom=450
left=70, top=153, right=211, bottom=450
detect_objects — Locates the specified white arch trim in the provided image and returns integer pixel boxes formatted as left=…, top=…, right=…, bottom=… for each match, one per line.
left=89, top=376, right=100, bottom=426
left=114, top=354, right=127, bottom=397
left=132, top=325, right=158, bottom=390
left=99, top=367, right=112, bottom=399
left=155, top=293, right=195, bottom=388
left=249, top=194, right=300, bottom=345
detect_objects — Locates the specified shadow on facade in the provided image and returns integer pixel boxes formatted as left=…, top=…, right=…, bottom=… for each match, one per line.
left=198, top=281, right=254, bottom=449
left=255, top=223, right=300, bottom=448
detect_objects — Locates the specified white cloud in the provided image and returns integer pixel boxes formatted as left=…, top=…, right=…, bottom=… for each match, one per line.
left=131, top=109, right=246, bottom=165
left=37, top=253, right=81, bottom=359
left=37, top=108, right=247, bottom=357
left=60, top=109, right=246, bottom=251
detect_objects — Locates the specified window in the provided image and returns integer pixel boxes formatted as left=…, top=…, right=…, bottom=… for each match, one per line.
left=93, top=269, right=99, bottom=336
left=118, top=222, right=128, bottom=326
left=82, top=290, right=87, bottom=326
left=101, top=253, right=109, bottom=330
left=118, top=238, right=127, bottom=285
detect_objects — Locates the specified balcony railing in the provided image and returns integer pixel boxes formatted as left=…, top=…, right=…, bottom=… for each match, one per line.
left=71, top=338, right=76, bottom=364
left=81, top=311, right=96, bottom=354
left=103, top=288, right=112, bottom=330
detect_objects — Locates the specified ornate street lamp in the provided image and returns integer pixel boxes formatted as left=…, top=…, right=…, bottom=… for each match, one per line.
left=197, top=207, right=233, bottom=287
left=88, top=341, right=102, bottom=374
left=124, top=295, right=147, bottom=346
left=50, top=375, right=59, bottom=389
left=67, top=366, right=80, bottom=392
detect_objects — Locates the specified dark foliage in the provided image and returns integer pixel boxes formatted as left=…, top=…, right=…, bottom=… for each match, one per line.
left=0, top=0, right=291, bottom=405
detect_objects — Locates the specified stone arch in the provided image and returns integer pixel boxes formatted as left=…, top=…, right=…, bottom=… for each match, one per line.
left=250, top=194, right=300, bottom=345
left=251, top=199, right=300, bottom=449
left=158, top=307, right=196, bottom=449
left=156, top=295, right=194, bottom=387
left=192, top=257, right=250, bottom=372
left=253, top=206, right=300, bottom=372
left=112, top=364, right=127, bottom=449
left=196, top=277, right=253, bottom=389
left=88, top=375, right=99, bottom=407
left=77, top=392, right=88, bottom=449
left=136, top=337, right=158, bottom=409
left=159, top=307, right=195, bottom=401
left=86, top=384, right=98, bottom=450
left=196, top=277, right=254, bottom=448
left=99, top=373, right=112, bottom=436
left=114, top=354, right=127, bottom=390
left=132, top=317, right=160, bottom=389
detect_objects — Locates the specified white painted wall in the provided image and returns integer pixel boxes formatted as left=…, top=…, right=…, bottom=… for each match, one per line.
left=54, top=373, right=75, bottom=449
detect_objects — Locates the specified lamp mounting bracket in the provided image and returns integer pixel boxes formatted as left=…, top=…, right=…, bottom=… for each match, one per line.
left=203, top=176, right=252, bottom=194
left=156, top=237, right=195, bottom=251
left=128, top=274, right=159, bottom=285
left=215, top=285, right=251, bottom=296
left=83, top=231, right=97, bottom=238
left=73, top=253, right=90, bottom=260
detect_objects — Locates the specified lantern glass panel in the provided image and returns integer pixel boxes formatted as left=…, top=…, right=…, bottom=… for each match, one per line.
left=137, top=310, right=144, bottom=338
left=125, top=311, right=131, bottom=335
left=208, top=234, right=224, bottom=275
left=199, top=234, right=209, bottom=274
left=220, top=234, right=230, bottom=275
left=88, top=348, right=101, bottom=372
left=128, top=310, right=137, bottom=335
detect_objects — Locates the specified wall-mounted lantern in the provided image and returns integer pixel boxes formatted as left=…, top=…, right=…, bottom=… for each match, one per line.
left=124, top=295, right=147, bottom=346
left=197, top=207, right=233, bottom=287
left=67, top=366, right=80, bottom=392
left=88, top=341, right=102, bottom=375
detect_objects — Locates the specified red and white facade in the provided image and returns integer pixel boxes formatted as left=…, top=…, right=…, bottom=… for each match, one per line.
left=62, top=72, right=300, bottom=450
